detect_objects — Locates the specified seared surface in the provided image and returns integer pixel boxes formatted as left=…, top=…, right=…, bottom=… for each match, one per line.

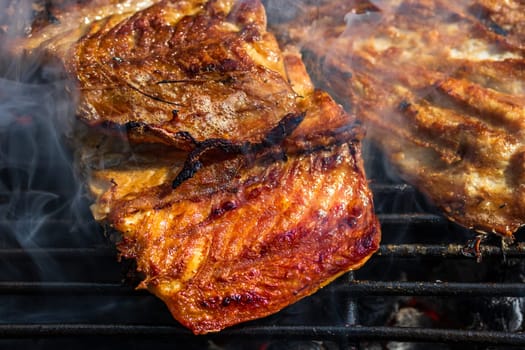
left=82, top=129, right=379, bottom=334
left=4, top=0, right=158, bottom=57
left=78, top=54, right=380, bottom=332
left=9, top=0, right=308, bottom=150
left=273, top=0, right=525, bottom=237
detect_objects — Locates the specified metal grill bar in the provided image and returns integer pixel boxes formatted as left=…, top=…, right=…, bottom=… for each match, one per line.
left=377, top=213, right=446, bottom=224
left=229, top=326, right=525, bottom=345
left=0, top=282, right=139, bottom=295
left=1, top=280, right=524, bottom=297
left=0, top=324, right=523, bottom=345
left=377, top=243, right=525, bottom=258
left=344, top=272, right=358, bottom=326
left=369, top=183, right=416, bottom=193
left=0, top=248, right=115, bottom=258
left=340, top=281, right=525, bottom=297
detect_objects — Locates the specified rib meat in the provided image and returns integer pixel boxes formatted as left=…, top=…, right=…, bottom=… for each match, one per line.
left=272, top=0, right=525, bottom=237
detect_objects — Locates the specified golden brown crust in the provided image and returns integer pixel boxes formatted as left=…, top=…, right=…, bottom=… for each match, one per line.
left=157, top=144, right=378, bottom=334
left=11, top=0, right=310, bottom=150
left=82, top=129, right=379, bottom=334
left=79, top=72, right=380, bottom=333
left=4, top=0, right=159, bottom=60
left=75, top=0, right=300, bottom=149
left=77, top=46, right=380, bottom=333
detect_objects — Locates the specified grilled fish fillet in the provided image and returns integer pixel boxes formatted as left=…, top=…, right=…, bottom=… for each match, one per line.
left=272, top=0, right=525, bottom=237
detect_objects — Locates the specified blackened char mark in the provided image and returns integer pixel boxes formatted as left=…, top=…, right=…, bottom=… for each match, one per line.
left=45, top=5, right=60, bottom=24
left=171, top=138, right=246, bottom=188
left=96, top=120, right=198, bottom=147
left=260, top=112, right=305, bottom=148
left=171, top=112, right=305, bottom=188
left=200, top=291, right=268, bottom=309
left=468, top=4, right=509, bottom=37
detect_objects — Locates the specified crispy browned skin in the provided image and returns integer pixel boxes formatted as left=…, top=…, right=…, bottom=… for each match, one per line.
left=9, top=0, right=309, bottom=150
left=79, top=63, right=380, bottom=332
left=81, top=111, right=379, bottom=334
left=273, top=0, right=525, bottom=237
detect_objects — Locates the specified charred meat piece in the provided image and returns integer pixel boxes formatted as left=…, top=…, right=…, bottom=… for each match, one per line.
left=79, top=112, right=379, bottom=334
left=272, top=0, right=525, bottom=237
left=170, top=46, right=357, bottom=187
left=9, top=0, right=305, bottom=150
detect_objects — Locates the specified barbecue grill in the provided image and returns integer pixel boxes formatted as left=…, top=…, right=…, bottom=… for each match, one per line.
left=1, top=86, right=525, bottom=350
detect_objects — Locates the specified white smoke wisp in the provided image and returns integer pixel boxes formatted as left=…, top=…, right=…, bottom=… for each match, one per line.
left=0, top=0, right=91, bottom=283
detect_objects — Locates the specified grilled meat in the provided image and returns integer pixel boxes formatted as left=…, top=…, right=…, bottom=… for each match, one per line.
left=78, top=62, right=380, bottom=333
left=78, top=41, right=380, bottom=333
left=4, top=0, right=158, bottom=56
left=9, top=0, right=311, bottom=151
left=81, top=126, right=379, bottom=334
left=272, top=0, right=525, bottom=237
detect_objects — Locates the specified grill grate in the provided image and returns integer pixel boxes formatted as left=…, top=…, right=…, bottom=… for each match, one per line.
left=1, top=107, right=525, bottom=349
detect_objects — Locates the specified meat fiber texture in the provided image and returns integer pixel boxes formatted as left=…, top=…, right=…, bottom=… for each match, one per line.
left=8, top=0, right=381, bottom=333
left=271, top=0, right=525, bottom=238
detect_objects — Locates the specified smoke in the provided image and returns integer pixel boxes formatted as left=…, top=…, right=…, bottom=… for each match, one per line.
left=0, top=76, right=85, bottom=273
left=0, top=0, right=38, bottom=78
left=0, top=0, right=34, bottom=36
left=0, top=0, right=91, bottom=283
left=263, top=0, right=305, bottom=24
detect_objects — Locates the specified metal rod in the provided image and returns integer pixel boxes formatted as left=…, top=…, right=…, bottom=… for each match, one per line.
left=344, top=272, right=358, bottom=326
left=228, top=325, right=525, bottom=345
left=0, top=282, right=141, bottom=295
left=370, top=183, right=416, bottom=193
left=0, top=219, right=95, bottom=225
left=377, top=213, right=446, bottom=224
left=0, top=324, right=523, bottom=345
left=376, top=243, right=525, bottom=258
left=337, top=280, right=525, bottom=297
left=0, top=248, right=115, bottom=259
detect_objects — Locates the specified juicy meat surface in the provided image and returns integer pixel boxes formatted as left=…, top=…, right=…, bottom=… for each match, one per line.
left=272, top=0, right=525, bottom=237
left=80, top=104, right=379, bottom=334
left=10, top=0, right=306, bottom=150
